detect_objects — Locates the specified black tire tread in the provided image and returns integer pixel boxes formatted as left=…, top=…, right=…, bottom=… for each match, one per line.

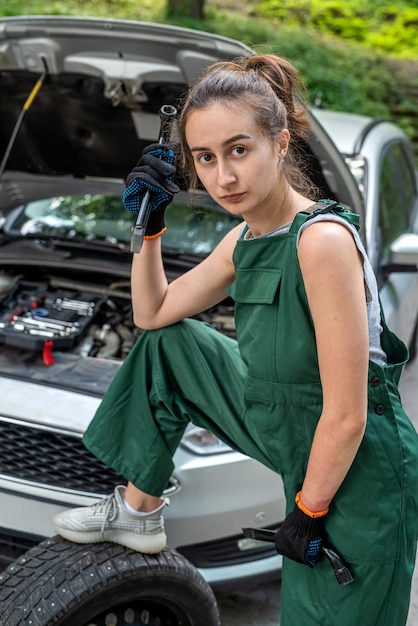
left=0, top=535, right=220, bottom=626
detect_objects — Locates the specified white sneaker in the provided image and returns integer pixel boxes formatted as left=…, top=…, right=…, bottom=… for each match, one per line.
left=53, top=485, right=169, bottom=553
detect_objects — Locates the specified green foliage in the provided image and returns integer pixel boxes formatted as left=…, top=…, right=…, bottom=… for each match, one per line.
left=180, top=10, right=417, bottom=151
left=192, top=14, right=394, bottom=112
left=0, top=0, right=165, bottom=21
left=254, top=0, right=418, bottom=59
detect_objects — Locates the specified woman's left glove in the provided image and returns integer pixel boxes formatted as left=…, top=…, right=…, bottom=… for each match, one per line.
left=274, top=492, right=329, bottom=568
left=122, top=142, right=179, bottom=239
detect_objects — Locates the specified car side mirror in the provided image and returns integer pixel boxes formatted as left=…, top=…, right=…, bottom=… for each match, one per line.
left=381, top=233, right=418, bottom=278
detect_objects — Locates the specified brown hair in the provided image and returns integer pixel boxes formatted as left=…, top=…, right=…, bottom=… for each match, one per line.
left=178, top=53, right=317, bottom=198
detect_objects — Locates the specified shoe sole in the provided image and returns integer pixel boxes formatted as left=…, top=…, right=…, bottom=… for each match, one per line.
left=54, top=527, right=167, bottom=554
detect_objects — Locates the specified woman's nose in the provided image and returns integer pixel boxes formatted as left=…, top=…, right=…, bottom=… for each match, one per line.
left=216, top=161, right=236, bottom=187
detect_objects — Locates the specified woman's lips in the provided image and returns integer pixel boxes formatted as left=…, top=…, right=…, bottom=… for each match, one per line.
left=222, top=192, right=244, bottom=203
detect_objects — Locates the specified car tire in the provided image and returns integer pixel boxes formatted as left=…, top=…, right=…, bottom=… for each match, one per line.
left=0, top=535, right=221, bottom=626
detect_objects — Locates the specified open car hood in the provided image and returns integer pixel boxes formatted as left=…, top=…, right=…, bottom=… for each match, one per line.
left=0, top=15, right=364, bottom=226
left=0, top=15, right=253, bottom=180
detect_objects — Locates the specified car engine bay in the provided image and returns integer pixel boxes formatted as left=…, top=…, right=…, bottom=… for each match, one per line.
left=0, top=268, right=236, bottom=393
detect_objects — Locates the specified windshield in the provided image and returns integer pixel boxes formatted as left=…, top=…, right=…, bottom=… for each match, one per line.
left=6, top=194, right=242, bottom=256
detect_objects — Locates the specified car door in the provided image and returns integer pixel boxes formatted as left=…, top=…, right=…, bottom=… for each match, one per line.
left=372, top=137, right=418, bottom=351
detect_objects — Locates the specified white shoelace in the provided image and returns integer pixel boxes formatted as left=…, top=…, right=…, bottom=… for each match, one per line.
left=91, top=492, right=119, bottom=538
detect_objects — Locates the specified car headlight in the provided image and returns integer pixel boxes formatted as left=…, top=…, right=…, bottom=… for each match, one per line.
left=181, top=424, right=233, bottom=455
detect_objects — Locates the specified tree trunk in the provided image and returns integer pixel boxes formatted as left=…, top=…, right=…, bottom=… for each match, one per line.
left=167, top=0, right=205, bottom=19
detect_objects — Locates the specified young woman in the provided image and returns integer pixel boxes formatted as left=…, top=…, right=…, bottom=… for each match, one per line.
left=54, top=54, right=418, bottom=626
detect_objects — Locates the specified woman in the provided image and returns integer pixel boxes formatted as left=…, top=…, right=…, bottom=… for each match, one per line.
left=54, top=54, right=418, bottom=625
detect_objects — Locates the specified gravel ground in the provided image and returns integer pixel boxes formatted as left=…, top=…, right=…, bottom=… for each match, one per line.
left=216, top=346, right=418, bottom=626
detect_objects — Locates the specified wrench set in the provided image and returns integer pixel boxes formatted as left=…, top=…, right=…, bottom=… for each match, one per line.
left=0, top=280, right=103, bottom=350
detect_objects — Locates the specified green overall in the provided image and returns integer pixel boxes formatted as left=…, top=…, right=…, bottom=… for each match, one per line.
left=83, top=208, right=418, bottom=626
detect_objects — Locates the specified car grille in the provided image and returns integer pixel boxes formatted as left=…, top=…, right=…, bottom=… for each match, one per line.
left=0, top=419, right=176, bottom=496
left=177, top=525, right=279, bottom=568
left=0, top=419, right=126, bottom=495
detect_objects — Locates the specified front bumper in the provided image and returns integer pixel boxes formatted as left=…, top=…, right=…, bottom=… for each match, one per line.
left=0, top=390, right=285, bottom=587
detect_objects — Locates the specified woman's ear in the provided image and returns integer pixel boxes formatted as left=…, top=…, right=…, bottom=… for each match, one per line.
left=277, top=129, right=290, bottom=160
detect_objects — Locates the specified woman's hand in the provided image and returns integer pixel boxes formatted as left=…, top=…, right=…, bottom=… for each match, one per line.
left=123, top=142, right=179, bottom=239
left=274, top=494, right=328, bottom=567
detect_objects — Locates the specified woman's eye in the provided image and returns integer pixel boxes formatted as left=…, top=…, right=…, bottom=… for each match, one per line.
left=232, top=146, right=246, bottom=156
left=198, top=153, right=212, bottom=164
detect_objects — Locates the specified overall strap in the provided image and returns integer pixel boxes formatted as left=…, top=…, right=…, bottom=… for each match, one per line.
left=289, top=199, right=361, bottom=234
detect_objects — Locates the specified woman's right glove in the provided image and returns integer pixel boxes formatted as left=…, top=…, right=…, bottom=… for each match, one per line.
left=122, top=142, right=179, bottom=239
left=274, top=491, right=329, bottom=568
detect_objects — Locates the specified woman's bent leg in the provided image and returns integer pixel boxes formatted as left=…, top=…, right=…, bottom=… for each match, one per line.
left=82, top=318, right=275, bottom=495
left=54, top=319, right=275, bottom=552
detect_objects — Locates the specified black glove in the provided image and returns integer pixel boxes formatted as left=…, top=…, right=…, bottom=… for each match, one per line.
left=274, top=494, right=328, bottom=568
left=122, top=142, right=179, bottom=239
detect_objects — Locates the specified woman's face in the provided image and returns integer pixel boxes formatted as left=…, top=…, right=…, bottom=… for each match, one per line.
left=185, top=102, right=288, bottom=221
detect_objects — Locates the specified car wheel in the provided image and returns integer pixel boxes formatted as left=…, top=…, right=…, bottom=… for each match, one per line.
left=0, top=536, right=220, bottom=626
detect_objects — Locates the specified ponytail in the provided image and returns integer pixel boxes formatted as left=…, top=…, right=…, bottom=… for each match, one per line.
left=243, top=55, right=310, bottom=142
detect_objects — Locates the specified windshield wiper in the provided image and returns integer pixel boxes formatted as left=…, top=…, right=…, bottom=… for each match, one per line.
left=9, top=231, right=130, bottom=253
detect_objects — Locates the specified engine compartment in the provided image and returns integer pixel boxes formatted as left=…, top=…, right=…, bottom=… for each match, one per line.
left=0, top=281, right=104, bottom=350
left=0, top=271, right=138, bottom=364
left=0, top=270, right=236, bottom=370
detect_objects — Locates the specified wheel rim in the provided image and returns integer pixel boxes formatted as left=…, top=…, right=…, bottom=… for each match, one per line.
left=85, top=599, right=190, bottom=625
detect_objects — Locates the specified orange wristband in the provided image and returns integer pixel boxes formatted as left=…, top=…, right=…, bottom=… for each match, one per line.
left=295, top=491, right=329, bottom=518
left=144, top=227, right=167, bottom=241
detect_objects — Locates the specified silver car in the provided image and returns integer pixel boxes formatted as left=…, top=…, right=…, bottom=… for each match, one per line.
left=312, top=108, right=418, bottom=356
left=0, top=15, right=417, bottom=594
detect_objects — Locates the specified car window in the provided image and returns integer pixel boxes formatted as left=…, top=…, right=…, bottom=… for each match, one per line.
left=6, top=195, right=242, bottom=256
left=378, top=142, right=416, bottom=258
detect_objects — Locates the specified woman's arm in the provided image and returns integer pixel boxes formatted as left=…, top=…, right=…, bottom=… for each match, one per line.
left=297, top=221, right=369, bottom=512
left=130, top=222, right=241, bottom=330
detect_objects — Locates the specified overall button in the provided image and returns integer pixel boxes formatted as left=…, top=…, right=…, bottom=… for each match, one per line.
left=369, top=376, right=380, bottom=387
left=375, top=404, right=385, bottom=415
